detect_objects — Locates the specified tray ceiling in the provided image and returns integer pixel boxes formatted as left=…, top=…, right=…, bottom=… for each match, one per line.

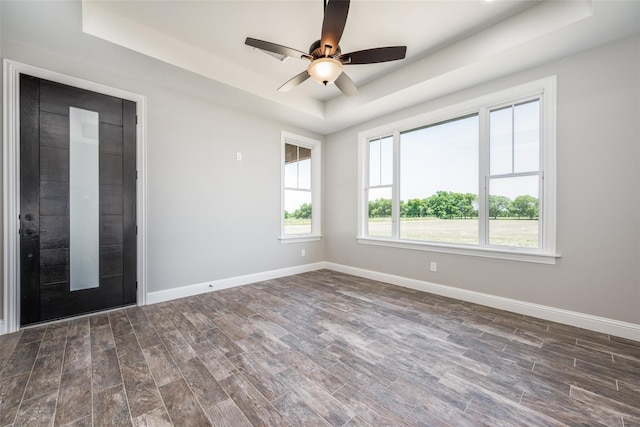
left=81, top=0, right=640, bottom=134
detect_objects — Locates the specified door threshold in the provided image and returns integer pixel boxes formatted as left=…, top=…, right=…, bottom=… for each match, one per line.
left=20, top=304, right=139, bottom=330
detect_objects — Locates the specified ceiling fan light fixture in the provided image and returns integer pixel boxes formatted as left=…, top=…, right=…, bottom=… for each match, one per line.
left=245, top=0, right=406, bottom=95
left=308, top=57, right=343, bottom=85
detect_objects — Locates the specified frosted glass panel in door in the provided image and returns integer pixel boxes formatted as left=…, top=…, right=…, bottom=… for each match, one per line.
left=69, top=107, right=100, bottom=291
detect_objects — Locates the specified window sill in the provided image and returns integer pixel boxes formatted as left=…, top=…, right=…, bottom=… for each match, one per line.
left=280, top=234, right=323, bottom=244
left=357, top=237, right=560, bottom=264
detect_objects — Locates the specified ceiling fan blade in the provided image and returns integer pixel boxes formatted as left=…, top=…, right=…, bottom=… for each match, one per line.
left=320, top=0, right=350, bottom=57
left=339, top=46, right=407, bottom=65
left=334, top=72, right=358, bottom=96
left=245, top=37, right=311, bottom=60
left=278, top=71, right=311, bottom=92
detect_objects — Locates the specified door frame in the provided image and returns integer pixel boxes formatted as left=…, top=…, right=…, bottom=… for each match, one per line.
left=2, top=59, right=148, bottom=334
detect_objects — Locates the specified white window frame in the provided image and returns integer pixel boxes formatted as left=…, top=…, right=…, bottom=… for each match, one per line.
left=357, top=76, right=559, bottom=264
left=280, top=131, right=322, bottom=243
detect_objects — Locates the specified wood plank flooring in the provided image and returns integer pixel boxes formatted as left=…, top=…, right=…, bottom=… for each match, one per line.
left=1, top=270, right=639, bottom=426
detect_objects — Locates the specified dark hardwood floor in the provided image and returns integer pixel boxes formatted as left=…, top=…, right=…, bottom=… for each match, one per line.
left=1, top=270, right=639, bottom=426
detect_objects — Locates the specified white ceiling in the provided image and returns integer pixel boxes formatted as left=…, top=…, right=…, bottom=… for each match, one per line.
left=81, top=0, right=640, bottom=134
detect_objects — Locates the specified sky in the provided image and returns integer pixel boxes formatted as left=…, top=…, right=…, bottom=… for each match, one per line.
left=284, top=157, right=311, bottom=213
left=372, top=100, right=540, bottom=202
left=284, top=100, right=541, bottom=213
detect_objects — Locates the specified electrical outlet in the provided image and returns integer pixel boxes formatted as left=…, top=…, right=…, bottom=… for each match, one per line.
left=430, top=261, right=437, bottom=272
left=236, top=152, right=242, bottom=161
left=301, top=249, right=306, bottom=257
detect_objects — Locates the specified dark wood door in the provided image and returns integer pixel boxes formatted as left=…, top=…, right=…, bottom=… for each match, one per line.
left=20, top=74, right=137, bottom=326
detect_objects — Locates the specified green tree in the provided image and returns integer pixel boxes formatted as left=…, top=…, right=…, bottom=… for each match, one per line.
left=402, top=198, right=429, bottom=218
left=293, top=203, right=312, bottom=219
left=457, top=193, right=478, bottom=219
left=509, top=195, right=538, bottom=219
left=368, top=198, right=392, bottom=217
left=489, top=195, right=511, bottom=219
left=427, top=191, right=458, bottom=219
left=424, top=192, right=477, bottom=219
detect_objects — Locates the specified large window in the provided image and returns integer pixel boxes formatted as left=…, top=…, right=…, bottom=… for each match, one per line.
left=281, top=132, right=321, bottom=241
left=358, top=77, right=557, bottom=263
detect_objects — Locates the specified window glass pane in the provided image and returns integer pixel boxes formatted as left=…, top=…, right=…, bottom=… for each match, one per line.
left=399, top=194, right=478, bottom=244
left=284, top=143, right=298, bottom=188
left=514, top=100, right=540, bottom=173
left=489, top=175, right=539, bottom=248
left=369, top=139, right=381, bottom=186
left=284, top=144, right=312, bottom=190
left=399, top=115, right=479, bottom=244
left=284, top=143, right=297, bottom=163
left=490, top=106, right=513, bottom=175
left=380, top=136, right=393, bottom=186
left=284, top=162, right=298, bottom=188
left=298, top=157, right=311, bottom=190
left=298, top=146, right=311, bottom=161
left=284, top=189, right=311, bottom=235
left=367, top=187, right=392, bottom=237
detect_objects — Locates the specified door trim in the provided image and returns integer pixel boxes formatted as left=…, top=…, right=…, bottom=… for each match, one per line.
left=3, top=59, right=148, bottom=334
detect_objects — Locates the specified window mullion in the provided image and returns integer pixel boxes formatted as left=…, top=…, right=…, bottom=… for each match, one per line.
left=364, top=141, right=371, bottom=237
left=538, top=172, right=544, bottom=249
left=378, top=138, right=383, bottom=188
left=489, top=171, right=541, bottom=180
left=296, top=146, right=300, bottom=189
left=392, top=130, right=401, bottom=239
left=511, top=105, right=515, bottom=174
left=478, top=107, right=489, bottom=247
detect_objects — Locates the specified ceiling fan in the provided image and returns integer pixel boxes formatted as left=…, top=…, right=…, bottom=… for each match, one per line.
left=245, top=0, right=407, bottom=96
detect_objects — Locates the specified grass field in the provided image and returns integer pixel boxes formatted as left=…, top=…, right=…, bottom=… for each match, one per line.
left=284, top=218, right=312, bottom=235
left=369, top=217, right=539, bottom=247
left=285, top=217, right=539, bottom=248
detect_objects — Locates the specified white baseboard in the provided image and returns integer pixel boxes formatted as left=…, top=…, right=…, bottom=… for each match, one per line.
left=142, top=260, right=639, bottom=342
left=325, top=262, right=640, bottom=342
left=0, top=320, right=5, bottom=335
left=146, top=262, right=326, bottom=305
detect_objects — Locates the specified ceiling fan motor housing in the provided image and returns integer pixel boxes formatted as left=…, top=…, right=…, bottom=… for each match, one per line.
left=309, top=39, right=342, bottom=59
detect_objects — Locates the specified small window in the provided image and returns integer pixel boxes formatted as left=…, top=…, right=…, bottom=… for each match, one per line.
left=281, top=132, right=321, bottom=242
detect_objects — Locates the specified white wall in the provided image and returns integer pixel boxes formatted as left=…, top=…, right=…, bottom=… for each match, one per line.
left=325, top=35, right=640, bottom=325
left=0, top=0, right=325, bottom=320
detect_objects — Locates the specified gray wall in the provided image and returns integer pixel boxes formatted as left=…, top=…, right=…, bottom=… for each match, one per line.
left=2, top=1, right=639, bottom=328
left=0, top=1, right=325, bottom=320
left=325, top=35, right=640, bottom=325
left=0, top=0, right=3, bottom=315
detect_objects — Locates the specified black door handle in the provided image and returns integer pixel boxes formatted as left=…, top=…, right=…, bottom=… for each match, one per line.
left=24, top=227, right=37, bottom=236
left=25, top=213, right=35, bottom=221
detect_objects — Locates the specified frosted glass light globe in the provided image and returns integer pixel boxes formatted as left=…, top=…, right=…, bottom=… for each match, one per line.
left=307, top=57, right=343, bottom=85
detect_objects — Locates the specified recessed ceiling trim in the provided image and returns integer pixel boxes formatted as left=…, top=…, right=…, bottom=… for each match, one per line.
left=81, top=1, right=325, bottom=119
left=77, top=0, right=640, bottom=137
left=324, top=0, right=594, bottom=121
